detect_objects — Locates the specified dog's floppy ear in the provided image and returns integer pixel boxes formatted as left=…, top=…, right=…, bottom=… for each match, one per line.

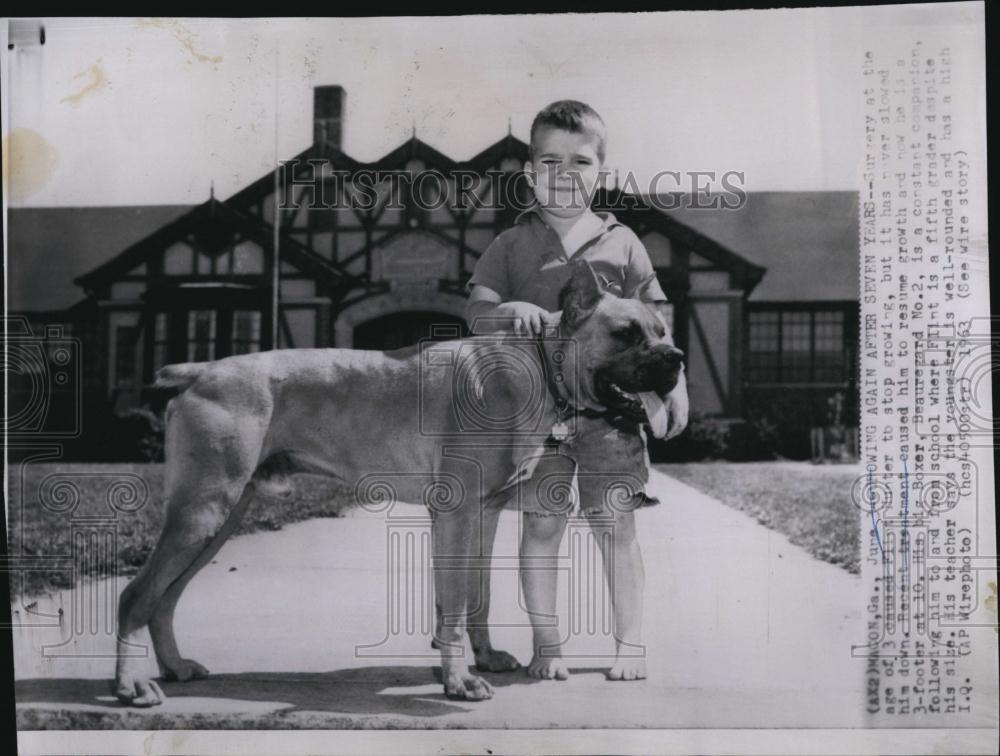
left=559, top=261, right=604, bottom=332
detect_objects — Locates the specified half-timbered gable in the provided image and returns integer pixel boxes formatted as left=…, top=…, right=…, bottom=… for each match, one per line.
left=73, top=198, right=355, bottom=411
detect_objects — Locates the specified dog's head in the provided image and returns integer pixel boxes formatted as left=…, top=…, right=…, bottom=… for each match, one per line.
left=554, top=262, right=684, bottom=420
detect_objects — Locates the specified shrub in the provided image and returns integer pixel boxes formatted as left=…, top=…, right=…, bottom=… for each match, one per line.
left=742, top=386, right=858, bottom=460
left=649, top=413, right=777, bottom=463
left=110, top=407, right=166, bottom=462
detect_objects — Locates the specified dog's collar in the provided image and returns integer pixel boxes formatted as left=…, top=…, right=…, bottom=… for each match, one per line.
left=537, top=336, right=610, bottom=443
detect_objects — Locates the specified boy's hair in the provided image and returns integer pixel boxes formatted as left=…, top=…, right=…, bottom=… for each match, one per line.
left=529, top=100, right=607, bottom=163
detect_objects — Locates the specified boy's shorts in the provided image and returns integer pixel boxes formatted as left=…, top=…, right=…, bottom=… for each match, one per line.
left=500, top=415, right=654, bottom=518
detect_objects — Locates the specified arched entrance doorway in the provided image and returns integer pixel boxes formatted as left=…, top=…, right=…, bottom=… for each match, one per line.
left=352, top=311, right=468, bottom=351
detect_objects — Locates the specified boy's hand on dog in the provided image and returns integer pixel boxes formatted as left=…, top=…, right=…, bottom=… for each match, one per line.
left=497, top=301, right=552, bottom=336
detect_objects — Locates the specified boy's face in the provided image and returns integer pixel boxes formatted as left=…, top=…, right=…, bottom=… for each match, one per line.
left=525, top=126, right=604, bottom=219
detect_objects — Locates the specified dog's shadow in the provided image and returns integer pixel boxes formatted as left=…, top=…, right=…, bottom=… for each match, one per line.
left=16, top=665, right=546, bottom=721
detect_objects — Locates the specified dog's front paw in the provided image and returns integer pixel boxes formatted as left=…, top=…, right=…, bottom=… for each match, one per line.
left=607, top=657, right=646, bottom=681
left=474, top=646, right=521, bottom=672
left=114, top=673, right=166, bottom=707
left=161, top=657, right=210, bottom=682
left=443, top=669, right=494, bottom=700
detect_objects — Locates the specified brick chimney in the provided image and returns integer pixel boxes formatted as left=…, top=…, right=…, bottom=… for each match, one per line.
left=313, top=86, right=345, bottom=149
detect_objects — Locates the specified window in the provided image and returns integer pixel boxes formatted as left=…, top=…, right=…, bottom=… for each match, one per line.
left=814, top=310, right=847, bottom=381
left=153, top=313, right=170, bottom=372
left=232, top=310, right=262, bottom=354
left=748, top=308, right=848, bottom=384
left=115, top=326, right=139, bottom=388
left=781, top=311, right=811, bottom=382
left=187, top=310, right=217, bottom=361
left=747, top=311, right=779, bottom=382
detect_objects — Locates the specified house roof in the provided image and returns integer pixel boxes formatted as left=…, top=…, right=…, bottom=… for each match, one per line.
left=467, top=133, right=530, bottom=168
left=658, top=191, right=859, bottom=302
left=227, top=134, right=529, bottom=211
left=7, top=205, right=192, bottom=311
left=602, top=192, right=765, bottom=293
left=74, top=198, right=361, bottom=294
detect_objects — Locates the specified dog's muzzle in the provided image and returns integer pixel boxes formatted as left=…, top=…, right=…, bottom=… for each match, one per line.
left=593, top=345, right=684, bottom=420
left=631, top=345, right=683, bottom=395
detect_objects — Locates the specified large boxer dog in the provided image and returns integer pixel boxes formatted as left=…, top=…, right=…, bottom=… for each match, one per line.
left=114, top=263, right=686, bottom=706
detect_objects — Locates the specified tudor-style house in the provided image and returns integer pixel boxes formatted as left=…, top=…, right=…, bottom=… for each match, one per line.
left=7, top=86, right=859, bottom=460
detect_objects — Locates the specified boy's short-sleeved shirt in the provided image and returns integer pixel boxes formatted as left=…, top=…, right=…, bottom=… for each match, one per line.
left=467, top=206, right=667, bottom=311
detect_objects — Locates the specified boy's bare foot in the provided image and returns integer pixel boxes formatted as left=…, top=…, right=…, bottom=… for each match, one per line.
left=527, top=653, right=570, bottom=680
left=607, top=656, right=646, bottom=681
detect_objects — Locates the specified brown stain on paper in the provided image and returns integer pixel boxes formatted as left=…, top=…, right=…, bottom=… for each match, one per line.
left=985, top=581, right=997, bottom=633
left=137, top=18, right=223, bottom=66
left=60, top=59, right=110, bottom=106
left=2, top=129, right=60, bottom=202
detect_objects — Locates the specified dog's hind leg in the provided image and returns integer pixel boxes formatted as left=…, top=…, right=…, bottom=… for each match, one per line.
left=146, top=483, right=255, bottom=683
left=115, top=397, right=267, bottom=707
left=115, top=478, right=254, bottom=706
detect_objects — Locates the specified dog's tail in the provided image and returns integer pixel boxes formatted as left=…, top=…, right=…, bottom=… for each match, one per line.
left=153, top=363, right=206, bottom=392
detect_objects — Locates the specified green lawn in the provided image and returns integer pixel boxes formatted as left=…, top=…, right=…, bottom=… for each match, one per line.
left=6, top=463, right=353, bottom=600
left=656, top=462, right=861, bottom=574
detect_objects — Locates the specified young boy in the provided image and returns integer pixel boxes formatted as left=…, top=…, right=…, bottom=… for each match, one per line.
left=465, top=100, right=686, bottom=681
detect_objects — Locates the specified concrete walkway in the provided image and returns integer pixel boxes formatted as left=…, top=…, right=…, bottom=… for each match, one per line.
left=14, top=469, right=865, bottom=728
